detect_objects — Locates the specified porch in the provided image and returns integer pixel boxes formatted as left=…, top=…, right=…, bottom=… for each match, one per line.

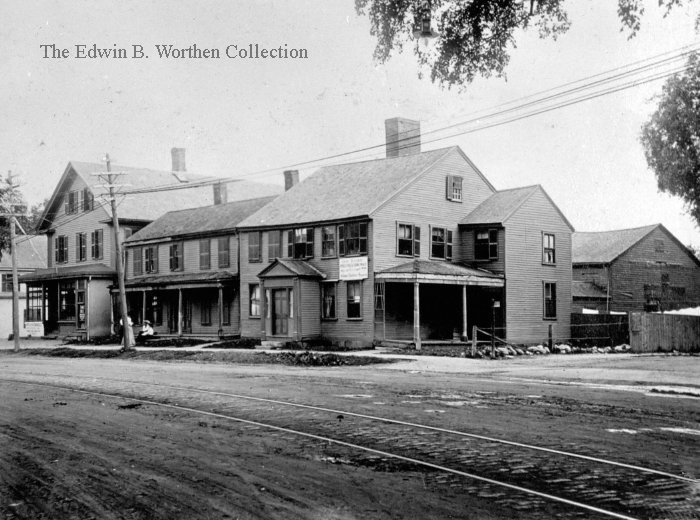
left=374, top=260, right=505, bottom=349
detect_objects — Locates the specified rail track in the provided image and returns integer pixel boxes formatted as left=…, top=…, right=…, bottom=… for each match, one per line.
left=2, top=374, right=699, bottom=520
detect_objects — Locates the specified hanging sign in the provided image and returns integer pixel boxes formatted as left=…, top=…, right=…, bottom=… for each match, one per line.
left=339, top=256, right=368, bottom=280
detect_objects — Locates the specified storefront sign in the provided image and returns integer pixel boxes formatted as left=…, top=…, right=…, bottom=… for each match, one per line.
left=24, top=322, right=44, bottom=337
left=339, top=256, right=368, bottom=280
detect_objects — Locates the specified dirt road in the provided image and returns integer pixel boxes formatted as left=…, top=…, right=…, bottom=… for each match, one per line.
left=1, top=354, right=699, bottom=519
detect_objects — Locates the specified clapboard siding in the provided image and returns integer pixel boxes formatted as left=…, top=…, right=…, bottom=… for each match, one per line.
left=299, top=279, right=321, bottom=338
left=504, top=189, right=572, bottom=343
left=372, top=148, right=494, bottom=272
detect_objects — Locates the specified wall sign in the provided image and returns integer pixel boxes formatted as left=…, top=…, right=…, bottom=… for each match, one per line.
left=339, top=256, right=368, bottom=280
left=25, top=322, right=44, bottom=337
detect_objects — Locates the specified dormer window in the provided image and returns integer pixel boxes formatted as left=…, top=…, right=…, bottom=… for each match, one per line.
left=446, top=175, right=463, bottom=202
left=475, top=229, right=498, bottom=260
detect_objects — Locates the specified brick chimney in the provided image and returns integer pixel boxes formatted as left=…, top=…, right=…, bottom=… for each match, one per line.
left=213, top=182, right=228, bottom=205
left=171, top=147, right=186, bottom=172
left=284, top=170, right=299, bottom=191
left=385, top=117, right=421, bottom=158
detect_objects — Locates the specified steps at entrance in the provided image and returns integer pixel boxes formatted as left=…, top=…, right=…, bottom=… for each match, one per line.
left=258, top=340, right=285, bottom=350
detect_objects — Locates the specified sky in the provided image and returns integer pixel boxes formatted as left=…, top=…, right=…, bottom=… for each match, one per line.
left=2, top=0, right=700, bottom=247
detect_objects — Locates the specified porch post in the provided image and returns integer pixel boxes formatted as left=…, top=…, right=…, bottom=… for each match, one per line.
left=462, top=284, right=468, bottom=341
left=217, top=285, right=224, bottom=336
left=413, top=281, right=421, bottom=350
left=177, top=288, right=183, bottom=336
left=142, top=290, right=147, bottom=323
left=260, top=281, right=266, bottom=340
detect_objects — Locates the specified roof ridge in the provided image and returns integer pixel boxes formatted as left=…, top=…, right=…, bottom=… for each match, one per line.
left=573, top=223, right=659, bottom=235
left=314, top=145, right=457, bottom=171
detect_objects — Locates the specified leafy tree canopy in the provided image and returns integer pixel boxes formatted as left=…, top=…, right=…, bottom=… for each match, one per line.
left=355, top=0, right=687, bottom=89
left=641, top=52, right=700, bottom=226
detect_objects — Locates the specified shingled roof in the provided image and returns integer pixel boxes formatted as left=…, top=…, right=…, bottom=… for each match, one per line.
left=126, top=196, right=278, bottom=243
left=572, top=224, right=659, bottom=264
left=238, top=147, right=457, bottom=228
left=460, top=185, right=539, bottom=225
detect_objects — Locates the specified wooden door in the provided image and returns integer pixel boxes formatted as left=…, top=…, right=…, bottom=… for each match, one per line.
left=272, top=289, right=289, bottom=336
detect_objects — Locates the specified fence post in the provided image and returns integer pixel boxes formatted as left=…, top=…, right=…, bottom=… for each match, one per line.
left=471, top=325, right=477, bottom=357
left=548, top=324, right=553, bottom=351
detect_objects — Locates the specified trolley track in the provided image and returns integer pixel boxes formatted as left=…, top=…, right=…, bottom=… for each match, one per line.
left=2, top=375, right=699, bottom=519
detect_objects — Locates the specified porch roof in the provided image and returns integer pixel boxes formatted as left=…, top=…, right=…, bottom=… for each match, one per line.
left=19, top=264, right=116, bottom=283
left=375, top=260, right=504, bottom=286
left=258, top=259, right=326, bottom=279
left=123, top=270, right=238, bottom=290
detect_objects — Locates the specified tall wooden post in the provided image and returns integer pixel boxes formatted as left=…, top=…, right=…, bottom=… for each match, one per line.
left=142, top=290, right=147, bottom=324
left=10, top=216, right=20, bottom=351
left=217, top=285, right=224, bottom=337
left=177, top=288, right=183, bottom=336
left=461, top=285, right=468, bottom=341
left=413, top=281, right=421, bottom=350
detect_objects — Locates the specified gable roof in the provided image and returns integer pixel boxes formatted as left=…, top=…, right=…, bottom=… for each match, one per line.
left=238, top=147, right=468, bottom=228
left=572, top=224, right=659, bottom=264
left=38, top=161, right=281, bottom=231
left=258, top=259, right=326, bottom=279
left=0, top=235, right=47, bottom=269
left=460, top=184, right=575, bottom=231
left=126, top=196, right=278, bottom=243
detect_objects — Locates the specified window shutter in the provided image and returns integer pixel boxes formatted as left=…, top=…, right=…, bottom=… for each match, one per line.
left=446, top=176, right=453, bottom=200
left=287, top=230, right=294, bottom=258
left=153, top=246, right=159, bottom=273
left=169, top=245, right=175, bottom=270
left=54, top=237, right=59, bottom=263
left=447, top=230, right=453, bottom=260
left=338, top=225, right=345, bottom=256
left=306, top=228, right=314, bottom=258
left=414, top=226, right=421, bottom=257
left=359, top=222, right=368, bottom=254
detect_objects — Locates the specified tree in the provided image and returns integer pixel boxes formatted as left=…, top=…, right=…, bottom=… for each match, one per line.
left=355, top=0, right=687, bottom=89
left=641, top=52, right=700, bottom=226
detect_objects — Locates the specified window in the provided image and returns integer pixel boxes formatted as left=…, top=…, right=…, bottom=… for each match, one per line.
left=339, top=222, right=368, bottom=256
left=55, top=235, right=68, bottom=263
left=76, top=233, right=87, bottom=262
left=201, top=301, right=212, bottom=326
left=267, top=230, right=281, bottom=261
left=321, top=226, right=336, bottom=258
left=475, top=229, right=498, bottom=261
left=82, top=188, right=94, bottom=211
left=65, top=190, right=79, bottom=214
left=1, top=274, right=13, bottom=293
left=249, top=284, right=261, bottom=317
left=543, top=233, right=556, bottom=265
left=248, top=232, right=262, bottom=262
left=321, top=283, right=337, bottom=319
left=169, top=242, right=183, bottom=271
left=58, top=281, right=75, bottom=321
left=91, top=229, right=103, bottom=260
left=347, top=281, right=362, bottom=319
left=76, top=280, right=86, bottom=329
left=26, top=286, right=43, bottom=321
left=144, top=246, right=158, bottom=273
left=397, top=223, right=420, bottom=257
left=543, top=282, right=557, bottom=319
left=218, top=237, right=230, bottom=268
left=199, top=239, right=210, bottom=269
left=446, top=175, right=463, bottom=202
left=430, top=226, right=453, bottom=260
left=287, top=228, right=314, bottom=259
left=133, top=247, right=143, bottom=275
left=654, top=239, right=665, bottom=253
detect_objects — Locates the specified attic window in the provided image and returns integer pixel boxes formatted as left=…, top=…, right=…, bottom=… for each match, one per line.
left=654, top=239, right=665, bottom=253
left=446, top=176, right=463, bottom=202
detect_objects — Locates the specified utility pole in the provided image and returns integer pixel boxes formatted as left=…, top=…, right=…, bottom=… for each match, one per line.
left=99, top=155, right=134, bottom=350
left=3, top=171, right=24, bottom=352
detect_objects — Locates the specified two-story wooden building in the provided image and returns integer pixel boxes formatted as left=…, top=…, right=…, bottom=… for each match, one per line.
left=122, top=196, right=277, bottom=338
left=236, top=118, right=573, bottom=347
left=21, top=149, right=280, bottom=339
left=573, top=224, right=700, bottom=313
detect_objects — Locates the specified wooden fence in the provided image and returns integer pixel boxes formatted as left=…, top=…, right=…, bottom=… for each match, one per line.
left=629, top=312, right=700, bottom=353
left=570, top=313, right=629, bottom=346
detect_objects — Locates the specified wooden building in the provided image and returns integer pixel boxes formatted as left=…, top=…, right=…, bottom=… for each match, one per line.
left=236, top=118, right=573, bottom=347
left=122, top=196, right=277, bottom=338
left=573, top=224, right=700, bottom=313
left=20, top=149, right=280, bottom=339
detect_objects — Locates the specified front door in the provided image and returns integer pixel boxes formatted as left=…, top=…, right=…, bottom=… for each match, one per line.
left=272, top=289, right=289, bottom=336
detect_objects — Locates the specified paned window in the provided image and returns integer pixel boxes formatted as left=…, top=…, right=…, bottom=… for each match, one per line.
left=267, top=230, right=281, bottom=261
left=26, top=286, right=43, bottom=321
left=321, top=226, right=336, bottom=258
left=347, top=281, right=362, bottom=319
left=144, top=246, right=158, bottom=273
left=430, top=227, right=453, bottom=260
left=1, top=274, right=13, bottom=293
left=654, top=239, right=665, bottom=253
left=321, top=283, right=336, bottom=319
left=249, top=284, right=261, bottom=317
left=287, top=228, right=314, bottom=259
left=446, top=175, right=463, bottom=202
left=218, top=237, right=230, bottom=268
left=338, top=222, right=368, bottom=256
left=91, top=229, right=103, bottom=260
left=199, top=239, right=211, bottom=269
left=133, top=247, right=143, bottom=275
left=65, top=190, right=79, bottom=214
left=543, top=233, right=556, bottom=265
left=169, top=242, right=183, bottom=271
left=543, top=282, right=557, bottom=319
left=58, top=281, right=75, bottom=321
left=248, top=232, right=262, bottom=262
left=55, top=235, right=68, bottom=263
left=82, top=188, right=94, bottom=211
left=475, top=229, right=498, bottom=260
left=76, top=233, right=87, bottom=262
left=397, top=223, right=420, bottom=257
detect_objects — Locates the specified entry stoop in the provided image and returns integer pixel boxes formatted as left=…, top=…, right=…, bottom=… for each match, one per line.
left=258, top=340, right=284, bottom=350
